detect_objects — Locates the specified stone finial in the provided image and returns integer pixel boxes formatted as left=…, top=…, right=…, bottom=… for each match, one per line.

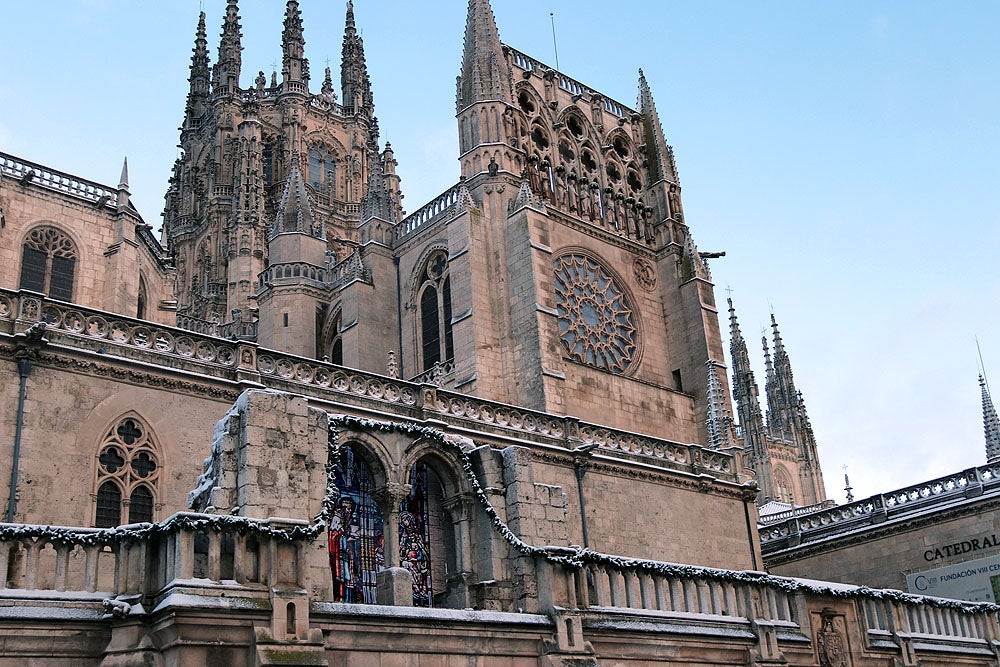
left=638, top=69, right=678, bottom=184
left=341, top=0, right=373, bottom=112
left=457, top=0, right=513, bottom=110
left=116, top=158, right=130, bottom=212
left=212, top=0, right=242, bottom=92
left=281, top=0, right=309, bottom=87
left=386, top=351, right=399, bottom=379
left=981, top=375, right=1000, bottom=463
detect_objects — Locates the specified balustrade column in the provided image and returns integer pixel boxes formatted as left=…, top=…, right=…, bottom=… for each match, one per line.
left=83, top=545, right=100, bottom=592
left=54, top=544, right=69, bottom=591
left=24, top=540, right=41, bottom=590
left=592, top=565, right=611, bottom=606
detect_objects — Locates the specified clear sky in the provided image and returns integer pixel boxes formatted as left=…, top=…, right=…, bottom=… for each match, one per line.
left=2, top=1, right=998, bottom=503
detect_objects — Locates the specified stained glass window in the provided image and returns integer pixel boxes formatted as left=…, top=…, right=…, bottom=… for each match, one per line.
left=400, top=462, right=433, bottom=607
left=329, top=446, right=384, bottom=604
left=553, top=254, right=638, bottom=373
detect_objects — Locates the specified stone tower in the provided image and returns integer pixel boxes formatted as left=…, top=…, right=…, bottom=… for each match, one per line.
left=437, top=0, right=733, bottom=442
left=161, top=0, right=400, bottom=348
left=728, top=299, right=827, bottom=505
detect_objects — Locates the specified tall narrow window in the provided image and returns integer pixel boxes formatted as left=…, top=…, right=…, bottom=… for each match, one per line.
left=308, top=146, right=337, bottom=196
left=400, top=461, right=446, bottom=607
left=137, top=277, right=148, bottom=320
left=93, top=415, right=161, bottom=527
left=19, top=226, right=77, bottom=301
left=417, top=250, right=454, bottom=373
left=329, top=445, right=384, bottom=604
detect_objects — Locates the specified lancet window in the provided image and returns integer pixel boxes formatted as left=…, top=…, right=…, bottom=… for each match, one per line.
left=329, top=445, right=384, bottom=604
left=93, top=415, right=161, bottom=527
left=417, top=250, right=454, bottom=373
left=308, top=146, right=337, bottom=197
left=19, top=226, right=77, bottom=301
left=400, top=461, right=446, bottom=607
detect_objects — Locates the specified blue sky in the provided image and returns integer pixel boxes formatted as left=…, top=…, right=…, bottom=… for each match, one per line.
left=2, top=1, right=998, bottom=502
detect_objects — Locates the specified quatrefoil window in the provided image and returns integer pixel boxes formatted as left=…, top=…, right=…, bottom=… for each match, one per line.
left=554, top=254, right=637, bottom=373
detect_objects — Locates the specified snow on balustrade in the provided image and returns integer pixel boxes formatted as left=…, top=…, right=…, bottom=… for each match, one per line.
left=394, top=183, right=464, bottom=241
left=760, top=463, right=1000, bottom=548
left=5, top=288, right=239, bottom=371
left=0, top=514, right=307, bottom=603
left=1, top=151, right=121, bottom=209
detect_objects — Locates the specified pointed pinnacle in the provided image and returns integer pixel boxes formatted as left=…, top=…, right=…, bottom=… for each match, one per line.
left=982, top=374, right=1000, bottom=463
left=118, top=157, right=129, bottom=191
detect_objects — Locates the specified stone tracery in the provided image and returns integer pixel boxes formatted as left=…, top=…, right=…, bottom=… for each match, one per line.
left=554, top=254, right=638, bottom=373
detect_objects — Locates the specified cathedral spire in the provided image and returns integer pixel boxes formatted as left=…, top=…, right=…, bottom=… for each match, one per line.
left=186, top=11, right=211, bottom=123
left=638, top=69, right=679, bottom=185
left=727, top=299, right=774, bottom=501
left=341, top=1, right=373, bottom=113
left=361, top=119, right=396, bottom=224
left=281, top=0, right=309, bottom=90
left=213, top=0, right=242, bottom=94
left=272, top=153, right=319, bottom=238
left=457, top=0, right=512, bottom=110
left=982, top=375, right=1000, bottom=463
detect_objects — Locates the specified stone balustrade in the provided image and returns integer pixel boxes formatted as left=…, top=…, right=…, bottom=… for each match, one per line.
left=1, top=514, right=998, bottom=664
left=0, top=151, right=122, bottom=210
left=761, top=463, right=1000, bottom=552
left=393, top=183, right=464, bottom=240
left=0, top=287, right=738, bottom=480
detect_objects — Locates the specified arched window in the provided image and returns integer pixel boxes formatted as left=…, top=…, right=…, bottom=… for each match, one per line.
left=772, top=466, right=794, bottom=505
left=308, top=146, right=336, bottom=196
left=329, top=445, right=384, bottom=603
left=136, top=276, right=148, bottom=320
left=93, top=415, right=161, bottom=527
left=19, top=226, right=77, bottom=301
left=321, top=310, right=343, bottom=365
left=417, top=250, right=454, bottom=373
left=400, top=461, right=446, bottom=607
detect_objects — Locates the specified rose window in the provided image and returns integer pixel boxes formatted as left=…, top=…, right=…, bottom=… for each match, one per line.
left=554, top=254, right=637, bottom=372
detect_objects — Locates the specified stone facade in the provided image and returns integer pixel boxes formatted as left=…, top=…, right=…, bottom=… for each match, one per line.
left=0, top=1, right=987, bottom=665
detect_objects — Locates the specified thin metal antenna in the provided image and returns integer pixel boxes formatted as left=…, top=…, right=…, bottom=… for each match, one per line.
left=550, top=12, right=560, bottom=71
left=978, top=336, right=991, bottom=394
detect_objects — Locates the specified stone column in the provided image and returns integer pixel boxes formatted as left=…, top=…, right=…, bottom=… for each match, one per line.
left=373, top=482, right=410, bottom=569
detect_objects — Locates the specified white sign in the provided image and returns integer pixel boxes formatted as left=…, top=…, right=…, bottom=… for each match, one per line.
left=907, top=553, right=1000, bottom=603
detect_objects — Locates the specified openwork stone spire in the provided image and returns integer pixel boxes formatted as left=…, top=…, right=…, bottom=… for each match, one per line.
left=638, top=69, right=679, bottom=185
left=982, top=375, right=1000, bottom=463
left=186, top=12, right=210, bottom=121
left=213, top=0, right=242, bottom=93
left=728, top=298, right=774, bottom=501
left=281, top=0, right=309, bottom=88
left=272, top=154, right=319, bottom=238
left=361, top=121, right=396, bottom=224
left=457, top=0, right=512, bottom=110
left=341, top=1, right=373, bottom=113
